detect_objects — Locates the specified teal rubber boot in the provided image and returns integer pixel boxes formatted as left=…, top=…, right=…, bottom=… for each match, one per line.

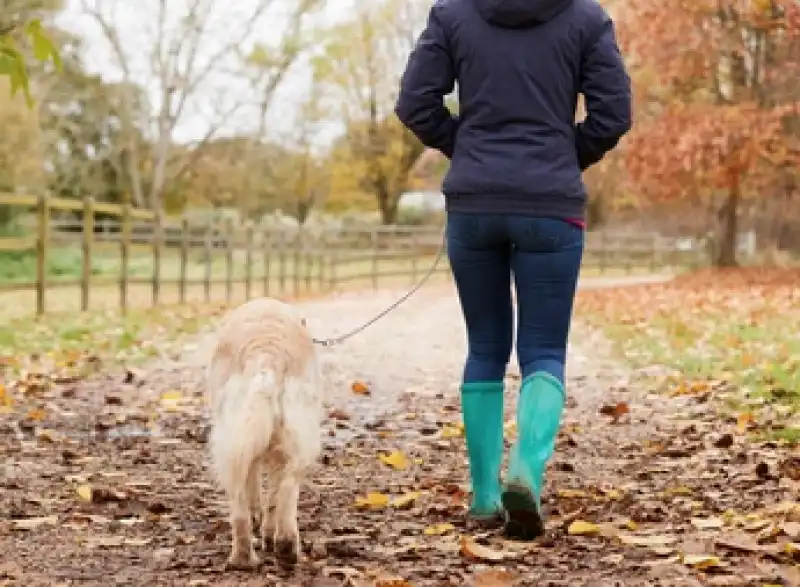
left=503, top=371, right=565, bottom=540
left=461, top=381, right=504, bottom=525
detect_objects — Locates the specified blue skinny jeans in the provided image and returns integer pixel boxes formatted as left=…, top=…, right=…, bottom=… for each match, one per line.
left=446, top=213, right=584, bottom=385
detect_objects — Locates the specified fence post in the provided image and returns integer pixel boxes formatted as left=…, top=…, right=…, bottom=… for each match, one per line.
left=370, top=228, right=378, bottom=290
left=262, top=225, right=271, bottom=297
left=35, top=193, right=50, bottom=316
left=179, top=215, right=190, bottom=304
left=328, top=236, right=338, bottom=292
left=203, top=219, right=213, bottom=303
left=278, top=230, right=287, bottom=294
left=120, top=197, right=131, bottom=314
left=317, top=232, right=326, bottom=291
left=292, top=229, right=301, bottom=298
left=302, top=229, right=312, bottom=294
left=152, top=210, right=164, bottom=306
left=411, top=230, right=419, bottom=284
left=81, top=195, right=94, bottom=312
left=599, top=232, right=607, bottom=275
left=225, top=217, right=234, bottom=304
left=244, top=221, right=254, bottom=301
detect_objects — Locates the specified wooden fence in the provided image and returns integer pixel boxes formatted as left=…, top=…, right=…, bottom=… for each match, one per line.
left=0, top=194, right=707, bottom=316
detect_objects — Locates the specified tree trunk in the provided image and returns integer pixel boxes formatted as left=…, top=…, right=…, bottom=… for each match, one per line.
left=715, top=179, right=741, bottom=267
left=377, top=189, right=399, bottom=224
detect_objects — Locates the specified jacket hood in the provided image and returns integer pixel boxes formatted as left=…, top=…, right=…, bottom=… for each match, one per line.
left=474, top=0, right=573, bottom=28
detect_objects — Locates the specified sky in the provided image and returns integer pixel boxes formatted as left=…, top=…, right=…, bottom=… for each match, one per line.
left=54, top=0, right=358, bottom=147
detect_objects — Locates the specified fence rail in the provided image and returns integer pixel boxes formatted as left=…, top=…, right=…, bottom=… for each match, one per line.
left=0, top=194, right=707, bottom=316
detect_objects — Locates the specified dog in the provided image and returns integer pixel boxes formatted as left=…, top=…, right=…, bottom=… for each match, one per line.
left=205, top=297, right=324, bottom=569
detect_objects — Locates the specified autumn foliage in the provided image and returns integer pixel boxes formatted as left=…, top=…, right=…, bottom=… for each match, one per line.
left=617, top=0, right=800, bottom=264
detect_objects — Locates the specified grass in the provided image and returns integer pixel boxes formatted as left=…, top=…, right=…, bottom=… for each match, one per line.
left=575, top=267, right=800, bottom=441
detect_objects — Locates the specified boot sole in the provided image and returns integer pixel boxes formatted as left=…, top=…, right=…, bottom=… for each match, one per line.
left=466, top=510, right=505, bottom=530
left=502, top=483, right=544, bottom=540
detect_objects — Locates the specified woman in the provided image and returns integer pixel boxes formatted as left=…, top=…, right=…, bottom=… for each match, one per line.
left=395, top=0, right=632, bottom=539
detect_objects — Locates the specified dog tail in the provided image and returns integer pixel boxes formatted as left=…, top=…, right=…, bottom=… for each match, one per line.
left=209, top=367, right=278, bottom=497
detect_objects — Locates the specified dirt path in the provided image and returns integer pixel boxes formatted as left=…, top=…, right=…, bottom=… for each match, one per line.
left=2, top=278, right=798, bottom=586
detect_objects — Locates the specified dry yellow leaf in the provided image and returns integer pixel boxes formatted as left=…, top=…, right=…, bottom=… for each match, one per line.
left=663, top=486, right=693, bottom=497
left=160, top=390, right=183, bottom=412
left=354, top=492, right=389, bottom=510
left=440, top=424, right=463, bottom=438
left=682, top=554, right=722, bottom=570
left=36, top=429, right=57, bottom=442
left=390, top=491, right=420, bottom=509
left=459, top=536, right=505, bottom=562
left=0, top=383, right=12, bottom=408
left=76, top=484, right=93, bottom=502
left=26, top=408, right=46, bottom=421
left=557, top=489, right=590, bottom=499
left=567, top=520, right=601, bottom=536
left=379, top=451, right=410, bottom=470
left=424, top=522, right=455, bottom=536
left=736, top=412, right=755, bottom=434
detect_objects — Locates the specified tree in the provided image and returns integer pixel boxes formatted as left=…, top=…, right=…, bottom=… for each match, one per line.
left=79, top=0, right=321, bottom=211
left=619, top=0, right=800, bottom=266
left=313, top=0, right=428, bottom=224
left=34, top=29, right=148, bottom=208
left=0, top=1, right=62, bottom=105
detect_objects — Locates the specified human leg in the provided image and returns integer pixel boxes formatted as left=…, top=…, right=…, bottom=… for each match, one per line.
left=446, top=213, right=513, bottom=522
left=504, top=217, right=584, bottom=539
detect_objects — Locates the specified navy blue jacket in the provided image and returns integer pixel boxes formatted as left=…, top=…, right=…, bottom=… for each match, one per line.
left=395, top=0, right=632, bottom=219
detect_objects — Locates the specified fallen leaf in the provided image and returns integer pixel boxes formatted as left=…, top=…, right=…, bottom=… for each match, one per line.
left=373, top=575, right=412, bottom=587
left=691, top=517, right=725, bottom=531
left=781, top=522, right=800, bottom=540
left=473, top=570, right=517, bottom=586
left=390, top=491, right=420, bottom=509
left=557, top=489, right=590, bottom=499
left=36, top=428, right=57, bottom=442
left=682, top=554, right=723, bottom=571
left=736, top=412, right=755, bottom=434
left=424, top=523, right=455, bottom=536
left=599, top=401, right=630, bottom=422
left=379, top=451, right=410, bottom=470
left=354, top=492, right=390, bottom=510
left=440, top=424, right=463, bottom=438
left=617, top=533, right=677, bottom=548
left=12, top=515, right=58, bottom=531
left=76, top=484, right=93, bottom=502
left=567, top=520, right=601, bottom=536
left=350, top=380, right=371, bottom=396
left=26, top=408, right=47, bottom=421
left=160, top=390, right=182, bottom=411
left=460, top=536, right=506, bottom=562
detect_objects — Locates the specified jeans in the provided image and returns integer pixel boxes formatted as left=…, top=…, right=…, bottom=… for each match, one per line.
left=446, top=213, right=584, bottom=385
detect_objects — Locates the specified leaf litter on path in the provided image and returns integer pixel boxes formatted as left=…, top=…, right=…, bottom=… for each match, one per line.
left=2, top=281, right=800, bottom=585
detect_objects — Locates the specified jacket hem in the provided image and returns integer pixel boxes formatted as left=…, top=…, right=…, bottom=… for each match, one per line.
left=444, top=193, right=586, bottom=220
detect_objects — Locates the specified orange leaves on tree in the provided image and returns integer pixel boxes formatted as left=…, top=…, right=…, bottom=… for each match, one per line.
left=625, top=102, right=794, bottom=201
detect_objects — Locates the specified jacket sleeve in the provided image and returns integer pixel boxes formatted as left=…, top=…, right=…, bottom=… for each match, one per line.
left=575, top=14, right=632, bottom=171
left=394, top=4, right=459, bottom=159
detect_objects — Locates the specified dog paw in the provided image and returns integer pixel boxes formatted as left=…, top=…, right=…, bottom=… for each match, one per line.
left=274, top=538, right=299, bottom=566
left=225, top=550, right=260, bottom=571
left=260, top=534, right=275, bottom=553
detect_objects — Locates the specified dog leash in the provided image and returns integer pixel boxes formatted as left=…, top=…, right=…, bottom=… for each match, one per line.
left=311, top=229, right=447, bottom=348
